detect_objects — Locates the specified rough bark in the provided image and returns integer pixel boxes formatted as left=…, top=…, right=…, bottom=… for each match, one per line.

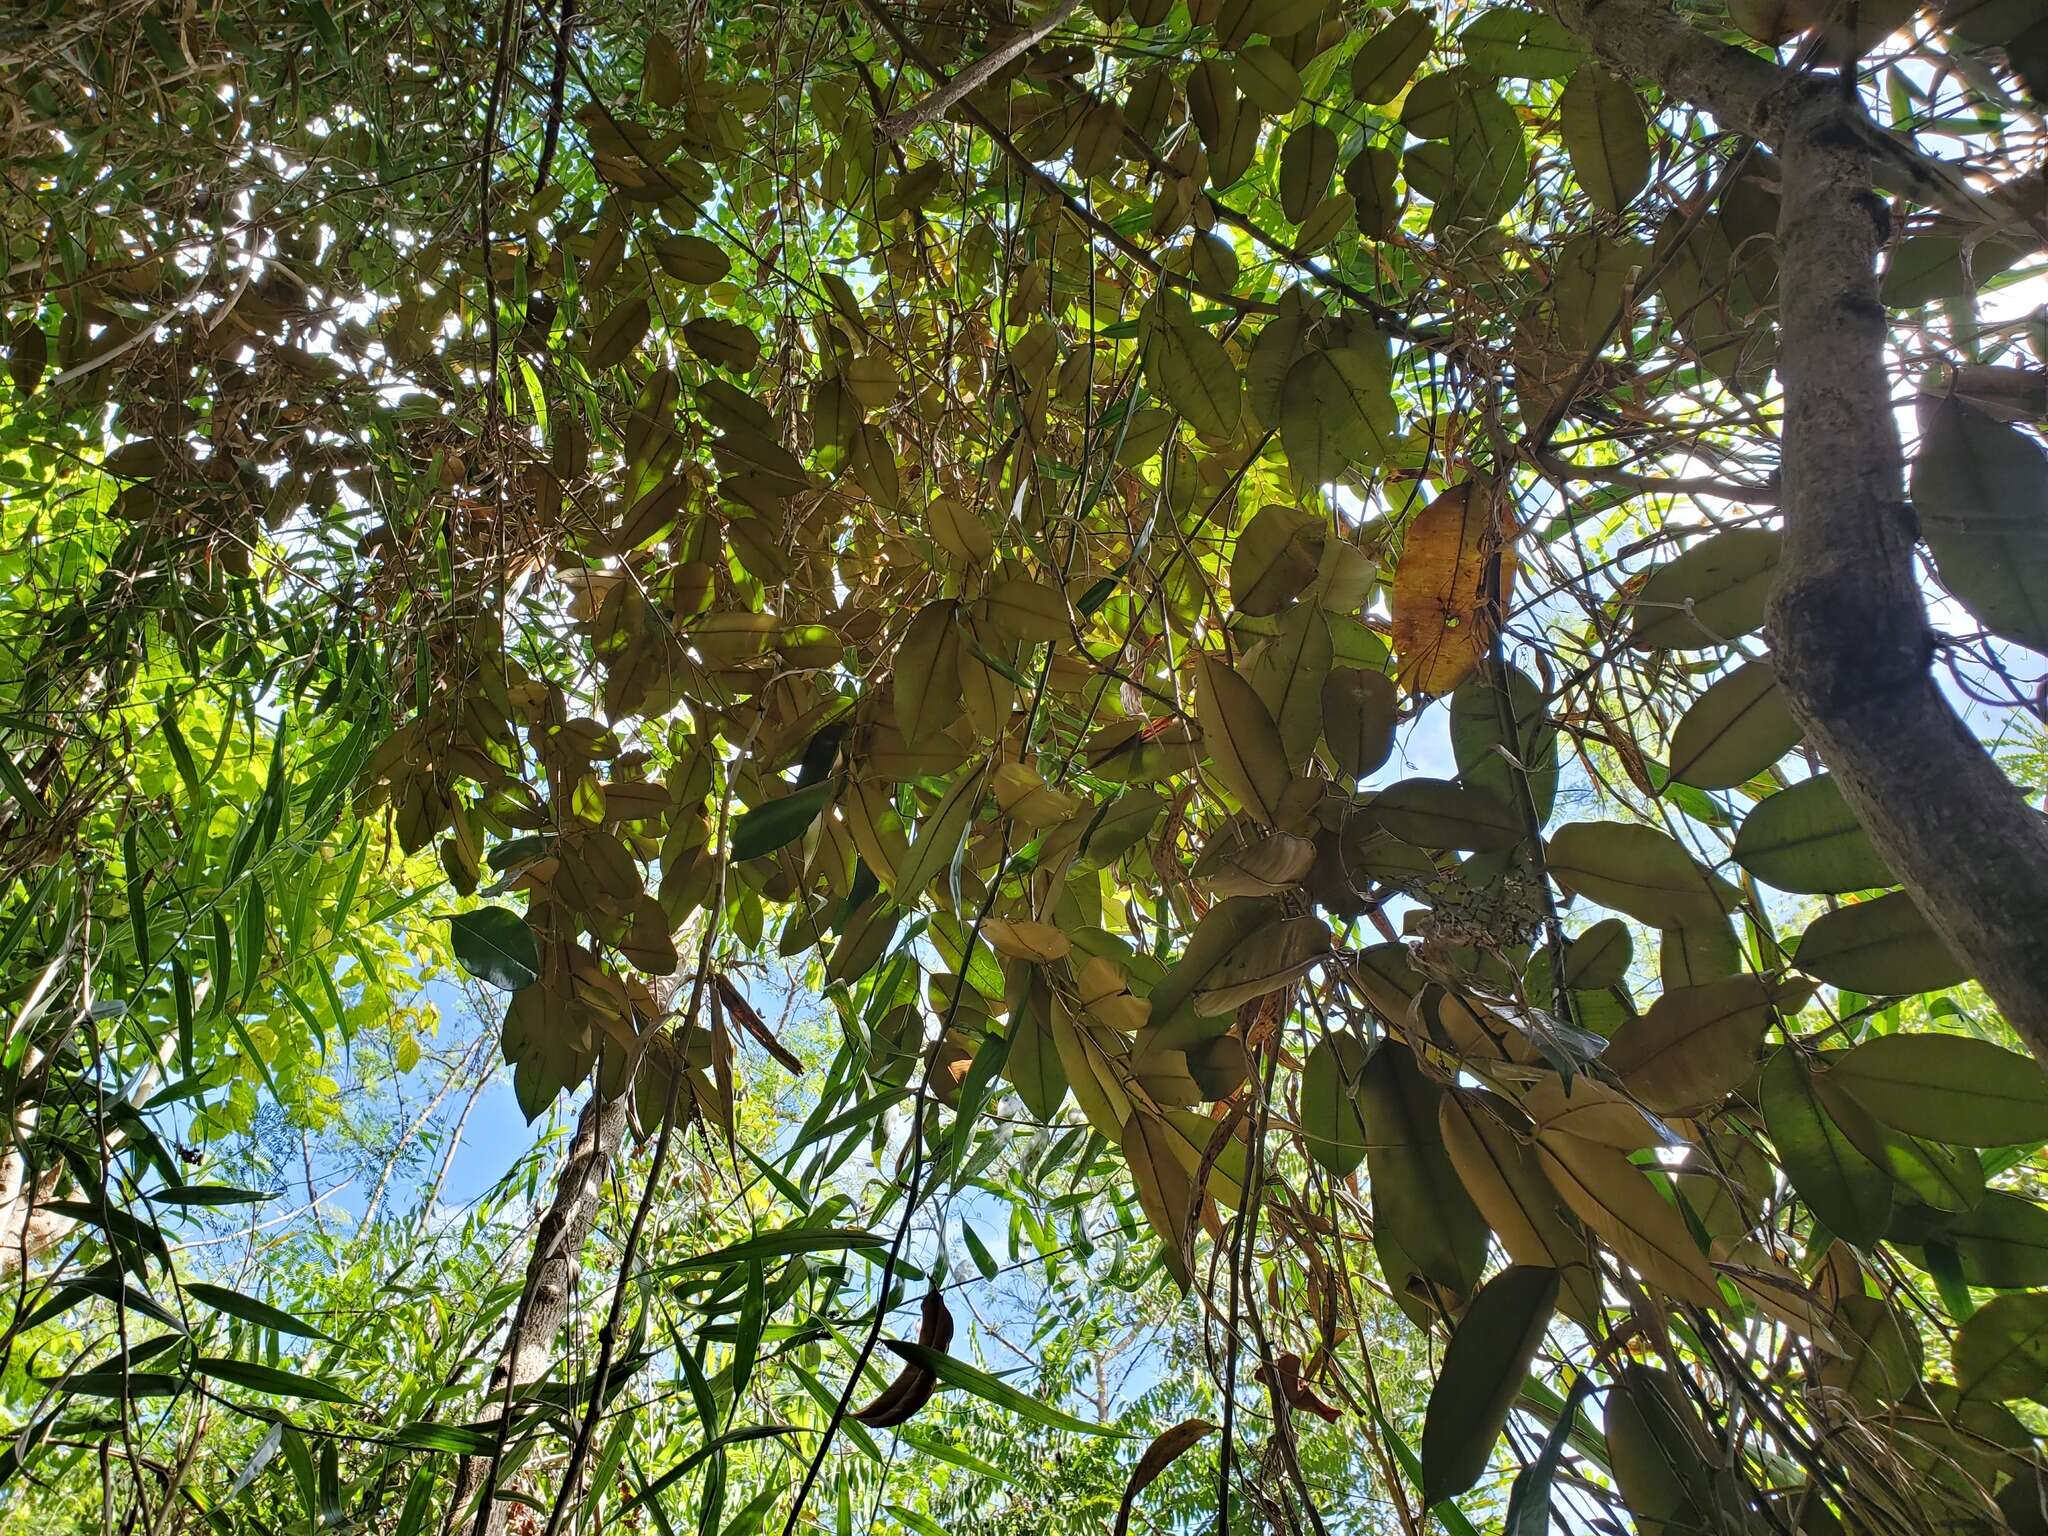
left=1766, top=93, right=2048, bottom=1065
left=453, top=1089, right=629, bottom=1536
left=1545, top=0, right=2048, bottom=1061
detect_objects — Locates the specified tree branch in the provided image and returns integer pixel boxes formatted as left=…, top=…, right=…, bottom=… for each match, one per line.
left=1549, top=0, right=2048, bottom=1059
left=1542, top=0, right=2046, bottom=247
left=876, top=0, right=1082, bottom=141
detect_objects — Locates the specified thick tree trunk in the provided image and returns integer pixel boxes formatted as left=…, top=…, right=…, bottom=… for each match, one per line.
left=1544, top=0, right=2048, bottom=1060
left=1765, top=91, right=2048, bottom=1064
left=452, top=1089, right=629, bottom=1536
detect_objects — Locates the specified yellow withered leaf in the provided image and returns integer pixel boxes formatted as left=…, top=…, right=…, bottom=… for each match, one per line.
left=1390, top=481, right=1511, bottom=698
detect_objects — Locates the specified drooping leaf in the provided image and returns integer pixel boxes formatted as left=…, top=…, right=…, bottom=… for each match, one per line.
left=1301, top=1032, right=1369, bottom=1176
left=894, top=765, right=984, bottom=899
left=1113, top=1419, right=1216, bottom=1536
left=1759, top=1049, right=1894, bottom=1248
left=1123, top=1110, right=1198, bottom=1286
left=1534, top=1131, right=1721, bottom=1307
left=1420, top=1265, right=1559, bottom=1505
left=1195, top=654, right=1292, bottom=824
left=1360, top=1042, right=1491, bottom=1294
left=1911, top=396, right=2048, bottom=651
left=1559, top=68, right=1650, bottom=214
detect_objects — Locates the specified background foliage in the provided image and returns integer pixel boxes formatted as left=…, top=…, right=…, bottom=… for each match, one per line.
left=0, top=0, right=2045, bottom=1532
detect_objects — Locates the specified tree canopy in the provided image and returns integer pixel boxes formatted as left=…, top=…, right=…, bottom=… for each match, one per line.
left=2, top=0, right=2048, bottom=1532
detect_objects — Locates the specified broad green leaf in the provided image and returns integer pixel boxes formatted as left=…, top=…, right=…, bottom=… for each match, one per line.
left=1373, top=777, right=1523, bottom=852
left=1278, top=122, right=1338, bottom=225
left=1351, top=11, right=1434, bottom=102
left=1604, top=1367, right=1719, bottom=1536
left=1604, top=974, right=1796, bottom=1113
left=1829, top=1034, right=2048, bottom=1147
left=1760, top=1048, right=1894, bottom=1248
left=1911, top=396, right=2048, bottom=651
left=1146, top=318, right=1241, bottom=439
left=1626, top=529, right=1782, bottom=650
left=1449, top=664, right=1558, bottom=825
left=1956, top=1292, right=2048, bottom=1400
left=1233, top=46, right=1302, bottom=113
left=1230, top=503, right=1324, bottom=616
left=1561, top=919, right=1632, bottom=990
left=1900, top=1192, right=2048, bottom=1288
left=1883, top=235, right=2026, bottom=307
left=1279, top=345, right=1396, bottom=488
left=1458, top=8, right=1586, bottom=77
left=1301, top=1033, right=1369, bottom=1176
left=731, top=779, right=834, bottom=863
left=446, top=906, right=540, bottom=991
left=1190, top=913, right=1330, bottom=1016
left=1667, top=659, right=1801, bottom=790
left=1559, top=68, right=1649, bottom=214
left=1346, top=146, right=1403, bottom=239
left=1246, top=601, right=1335, bottom=767
left=1795, top=891, right=1968, bottom=995
left=1322, top=666, right=1399, bottom=781
left=1003, top=989, right=1069, bottom=1121
left=1545, top=821, right=1741, bottom=929
left=1420, top=1265, right=1559, bottom=1505
left=586, top=296, right=649, bottom=370
left=1195, top=654, right=1291, bottom=824
left=1123, top=1110, right=1197, bottom=1286
left=894, top=599, right=963, bottom=745
left=1360, top=1042, right=1491, bottom=1294
left=1732, top=774, right=1894, bottom=894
